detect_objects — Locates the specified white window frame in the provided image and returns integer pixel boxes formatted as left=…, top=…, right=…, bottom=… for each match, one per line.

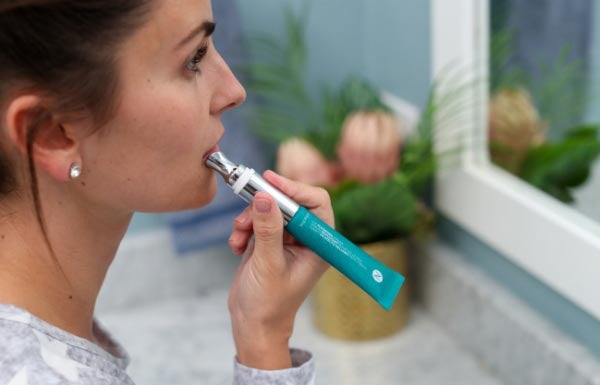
left=432, top=0, right=600, bottom=320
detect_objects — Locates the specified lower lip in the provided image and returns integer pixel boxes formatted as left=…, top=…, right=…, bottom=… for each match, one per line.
left=203, top=145, right=220, bottom=163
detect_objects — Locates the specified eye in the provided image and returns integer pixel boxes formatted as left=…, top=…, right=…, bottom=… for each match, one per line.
left=186, top=44, right=209, bottom=73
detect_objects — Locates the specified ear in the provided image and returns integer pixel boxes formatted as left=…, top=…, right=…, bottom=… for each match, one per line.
left=3, top=94, right=80, bottom=182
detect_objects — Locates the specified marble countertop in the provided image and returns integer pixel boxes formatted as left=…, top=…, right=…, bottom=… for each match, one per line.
left=99, top=289, right=504, bottom=385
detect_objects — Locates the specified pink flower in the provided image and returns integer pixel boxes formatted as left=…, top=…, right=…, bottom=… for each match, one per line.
left=276, top=138, right=341, bottom=186
left=336, top=110, right=402, bottom=183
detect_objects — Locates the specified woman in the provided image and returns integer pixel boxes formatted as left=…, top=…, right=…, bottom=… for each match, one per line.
left=0, top=1, right=332, bottom=384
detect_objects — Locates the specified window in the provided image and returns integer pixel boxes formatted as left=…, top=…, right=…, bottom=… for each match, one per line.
left=432, top=0, right=600, bottom=320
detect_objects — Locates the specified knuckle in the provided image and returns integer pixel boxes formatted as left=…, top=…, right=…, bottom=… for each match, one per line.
left=288, top=180, right=301, bottom=197
left=316, top=187, right=331, bottom=204
left=254, top=222, right=279, bottom=239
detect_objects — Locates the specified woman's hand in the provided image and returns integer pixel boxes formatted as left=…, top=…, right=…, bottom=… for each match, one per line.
left=227, top=170, right=332, bottom=369
left=336, top=110, right=402, bottom=183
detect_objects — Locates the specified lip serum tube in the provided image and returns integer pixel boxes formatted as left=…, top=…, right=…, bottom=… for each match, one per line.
left=206, top=151, right=405, bottom=310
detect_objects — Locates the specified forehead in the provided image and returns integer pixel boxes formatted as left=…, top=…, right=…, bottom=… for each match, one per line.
left=125, top=0, right=213, bottom=55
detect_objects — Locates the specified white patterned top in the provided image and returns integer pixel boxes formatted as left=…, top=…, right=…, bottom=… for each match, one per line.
left=0, top=303, right=315, bottom=385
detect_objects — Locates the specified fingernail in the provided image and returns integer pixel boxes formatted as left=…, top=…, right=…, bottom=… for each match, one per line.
left=255, top=197, right=271, bottom=213
left=266, top=170, right=283, bottom=183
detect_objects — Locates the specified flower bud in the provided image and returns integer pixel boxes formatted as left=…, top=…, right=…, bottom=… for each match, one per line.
left=337, top=110, right=402, bottom=183
left=276, top=137, right=339, bottom=186
left=489, top=88, right=546, bottom=173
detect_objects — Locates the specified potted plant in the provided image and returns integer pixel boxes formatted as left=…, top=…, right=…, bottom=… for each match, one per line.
left=488, top=26, right=600, bottom=203
left=244, top=9, right=439, bottom=340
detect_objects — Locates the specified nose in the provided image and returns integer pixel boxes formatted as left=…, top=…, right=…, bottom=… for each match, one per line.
left=209, top=53, right=247, bottom=115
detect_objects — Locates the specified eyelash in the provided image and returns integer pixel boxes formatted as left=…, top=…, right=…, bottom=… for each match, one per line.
left=186, top=44, right=209, bottom=73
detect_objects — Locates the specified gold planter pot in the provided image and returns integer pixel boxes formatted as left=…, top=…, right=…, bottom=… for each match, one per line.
left=311, top=239, right=409, bottom=340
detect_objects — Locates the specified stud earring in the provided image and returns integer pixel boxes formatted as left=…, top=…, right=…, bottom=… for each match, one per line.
left=69, top=163, right=82, bottom=179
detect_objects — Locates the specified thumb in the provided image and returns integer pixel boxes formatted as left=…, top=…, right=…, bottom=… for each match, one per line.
left=251, top=192, right=285, bottom=268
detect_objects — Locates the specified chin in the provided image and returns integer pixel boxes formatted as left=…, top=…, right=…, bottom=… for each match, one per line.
left=190, top=174, right=219, bottom=209
left=202, top=178, right=219, bottom=204
left=160, top=174, right=218, bottom=212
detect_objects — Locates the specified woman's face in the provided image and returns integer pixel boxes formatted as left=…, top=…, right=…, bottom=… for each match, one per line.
left=76, top=0, right=245, bottom=214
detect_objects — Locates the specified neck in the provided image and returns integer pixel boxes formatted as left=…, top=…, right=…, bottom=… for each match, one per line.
left=0, top=181, right=132, bottom=342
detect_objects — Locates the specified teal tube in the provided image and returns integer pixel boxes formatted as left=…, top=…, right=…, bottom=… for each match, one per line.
left=286, top=206, right=405, bottom=310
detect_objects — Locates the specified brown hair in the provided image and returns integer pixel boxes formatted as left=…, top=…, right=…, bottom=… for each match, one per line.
left=0, top=1, right=153, bottom=267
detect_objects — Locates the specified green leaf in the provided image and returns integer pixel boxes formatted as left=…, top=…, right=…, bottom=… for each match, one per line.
left=304, top=76, right=391, bottom=159
left=242, top=5, right=318, bottom=144
left=520, top=138, right=600, bottom=202
left=337, top=76, right=391, bottom=112
left=332, top=177, right=418, bottom=244
left=242, top=5, right=446, bottom=243
left=565, top=124, right=599, bottom=140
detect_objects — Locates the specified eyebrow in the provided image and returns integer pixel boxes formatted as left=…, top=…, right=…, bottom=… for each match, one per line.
left=177, top=20, right=216, bottom=49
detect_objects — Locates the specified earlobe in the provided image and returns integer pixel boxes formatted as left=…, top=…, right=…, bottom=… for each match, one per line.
left=3, top=94, right=80, bottom=183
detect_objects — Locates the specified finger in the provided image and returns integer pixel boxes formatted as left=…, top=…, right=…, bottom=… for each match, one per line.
left=263, top=170, right=329, bottom=210
left=282, top=231, right=299, bottom=245
left=251, top=192, right=286, bottom=271
left=263, top=170, right=334, bottom=227
left=233, top=207, right=252, bottom=230
left=229, top=227, right=253, bottom=255
left=229, top=208, right=254, bottom=254
left=286, top=243, right=330, bottom=284
left=238, top=236, right=255, bottom=266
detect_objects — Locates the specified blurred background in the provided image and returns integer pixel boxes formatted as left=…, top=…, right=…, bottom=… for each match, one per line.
left=488, top=0, right=600, bottom=220
left=127, top=0, right=430, bottom=240
left=96, top=1, right=600, bottom=385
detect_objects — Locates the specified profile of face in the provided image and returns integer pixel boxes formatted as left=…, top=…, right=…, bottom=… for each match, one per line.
left=66, top=0, right=246, bottom=215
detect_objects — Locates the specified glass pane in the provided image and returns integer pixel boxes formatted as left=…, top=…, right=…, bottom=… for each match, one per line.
left=488, top=0, right=600, bottom=221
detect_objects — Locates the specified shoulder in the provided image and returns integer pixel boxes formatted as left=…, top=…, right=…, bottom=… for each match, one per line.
left=0, top=306, right=134, bottom=385
left=0, top=311, right=41, bottom=362
left=0, top=316, right=66, bottom=384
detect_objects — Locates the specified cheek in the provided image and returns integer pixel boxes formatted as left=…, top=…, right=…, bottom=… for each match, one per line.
left=129, top=86, right=207, bottom=150
left=80, top=84, right=215, bottom=211
left=121, top=77, right=214, bottom=163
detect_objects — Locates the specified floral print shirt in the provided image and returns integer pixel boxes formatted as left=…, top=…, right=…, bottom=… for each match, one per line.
left=0, top=304, right=315, bottom=385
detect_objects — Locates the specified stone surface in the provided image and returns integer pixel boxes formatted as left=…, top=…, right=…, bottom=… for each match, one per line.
left=97, top=230, right=600, bottom=385
left=97, top=232, right=239, bottom=314
left=416, top=240, right=600, bottom=385
left=99, top=290, right=504, bottom=385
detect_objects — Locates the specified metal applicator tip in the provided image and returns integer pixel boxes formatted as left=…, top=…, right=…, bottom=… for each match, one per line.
left=205, top=151, right=237, bottom=182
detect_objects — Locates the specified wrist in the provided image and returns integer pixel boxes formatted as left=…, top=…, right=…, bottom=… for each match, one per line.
left=235, top=337, right=292, bottom=370
left=231, top=317, right=293, bottom=370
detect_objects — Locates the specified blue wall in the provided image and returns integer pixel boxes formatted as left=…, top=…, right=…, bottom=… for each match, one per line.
left=585, top=1, right=600, bottom=123
left=235, top=0, right=431, bottom=106
left=126, top=0, right=431, bottom=235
